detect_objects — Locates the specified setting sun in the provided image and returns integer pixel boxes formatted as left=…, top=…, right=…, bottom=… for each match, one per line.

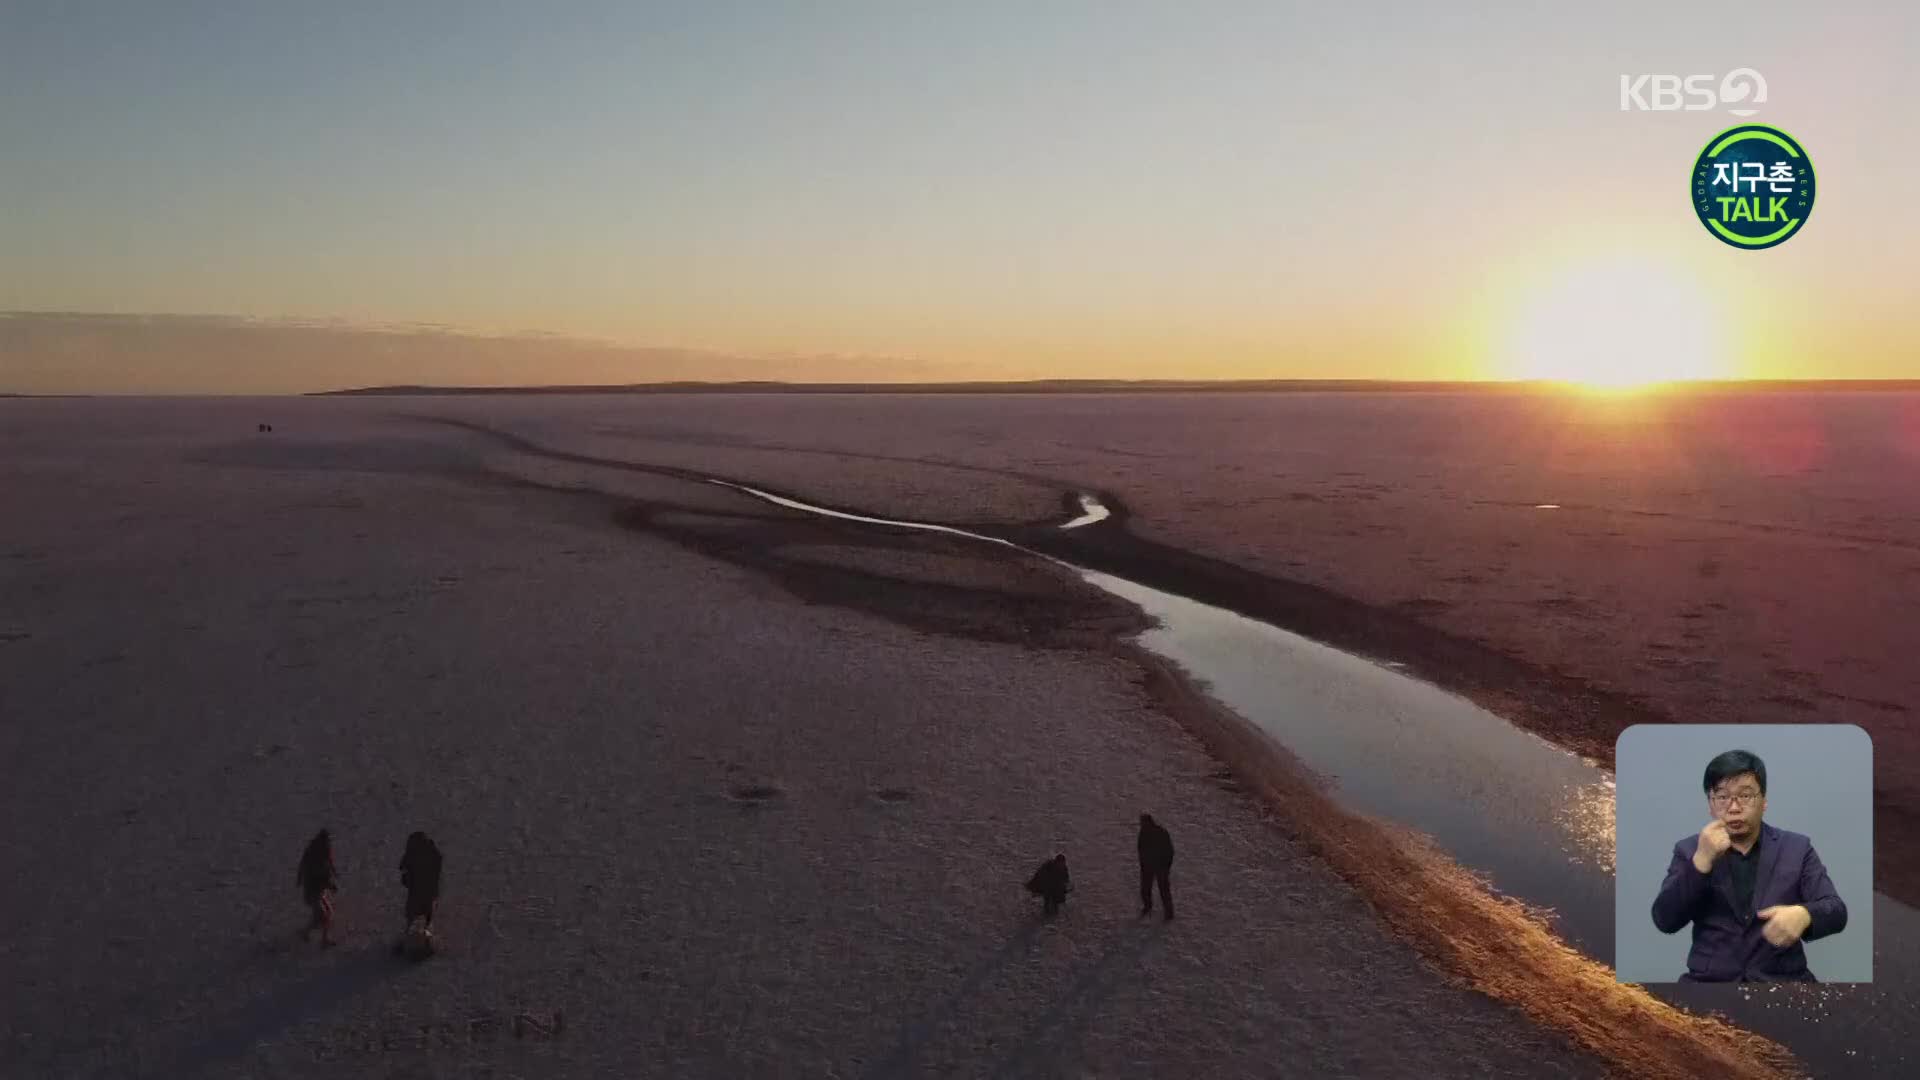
left=1502, top=257, right=1729, bottom=390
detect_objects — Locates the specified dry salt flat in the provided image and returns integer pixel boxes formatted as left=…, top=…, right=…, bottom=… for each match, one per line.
left=1, top=397, right=1617, bottom=1078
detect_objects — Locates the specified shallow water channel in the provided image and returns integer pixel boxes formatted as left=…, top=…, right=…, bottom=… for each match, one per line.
left=709, top=480, right=1918, bottom=1077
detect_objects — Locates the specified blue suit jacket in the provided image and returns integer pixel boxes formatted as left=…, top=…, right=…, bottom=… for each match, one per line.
left=1650, top=822, right=1848, bottom=982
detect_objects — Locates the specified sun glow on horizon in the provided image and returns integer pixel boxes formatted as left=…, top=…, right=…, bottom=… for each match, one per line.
left=1501, top=256, right=1731, bottom=391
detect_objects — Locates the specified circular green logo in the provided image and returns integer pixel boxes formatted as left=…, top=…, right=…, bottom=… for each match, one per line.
left=1691, top=124, right=1815, bottom=249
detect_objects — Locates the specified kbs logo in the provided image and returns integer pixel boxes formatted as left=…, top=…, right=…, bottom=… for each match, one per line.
left=1620, top=69, right=1768, bottom=116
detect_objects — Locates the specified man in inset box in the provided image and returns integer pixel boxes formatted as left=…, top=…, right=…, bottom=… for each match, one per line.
left=1651, top=749, right=1849, bottom=981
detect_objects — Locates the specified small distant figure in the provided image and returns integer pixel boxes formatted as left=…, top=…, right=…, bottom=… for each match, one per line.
left=1138, top=813, right=1175, bottom=920
left=1026, top=853, right=1072, bottom=918
left=256, top=423, right=273, bottom=433
left=296, top=828, right=339, bottom=947
left=395, top=831, right=443, bottom=958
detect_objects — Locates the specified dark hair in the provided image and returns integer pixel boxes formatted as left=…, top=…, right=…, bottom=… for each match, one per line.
left=300, top=829, right=332, bottom=876
left=1703, top=750, right=1767, bottom=796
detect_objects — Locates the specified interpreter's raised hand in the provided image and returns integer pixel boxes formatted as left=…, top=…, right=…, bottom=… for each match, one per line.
left=1693, top=820, right=1733, bottom=872
left=1756, top=904, right=1812, bottom=948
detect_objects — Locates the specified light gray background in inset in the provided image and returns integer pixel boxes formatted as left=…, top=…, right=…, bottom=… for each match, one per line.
left=1615, top=724, right=1873, bottom=983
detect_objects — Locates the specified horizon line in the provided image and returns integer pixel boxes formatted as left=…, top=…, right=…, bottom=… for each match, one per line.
left=307, top=377, right=1920, bottom=397
left=14, top=377, right=1920, bottom=399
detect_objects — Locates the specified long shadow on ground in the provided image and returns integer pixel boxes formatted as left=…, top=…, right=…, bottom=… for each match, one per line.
left=164, top=945, right=404, bottom=1078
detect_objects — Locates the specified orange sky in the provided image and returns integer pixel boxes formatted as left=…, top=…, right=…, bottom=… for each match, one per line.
left=3, top=4, right=1916, bottom=392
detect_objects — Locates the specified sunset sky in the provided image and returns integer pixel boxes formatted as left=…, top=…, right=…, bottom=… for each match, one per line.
left=4, top=1, right=1918, bottom=392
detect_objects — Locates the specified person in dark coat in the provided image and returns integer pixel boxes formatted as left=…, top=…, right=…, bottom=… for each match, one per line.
left=396, top=831, right=443, bottom=948
left=1138, top=813, right=1175, bottom=920
left=296, top=829, right=339, bottom=946
left=1650, top=750, right=1847, bottom=981
left=1026, top=853, right=1072, bottom=917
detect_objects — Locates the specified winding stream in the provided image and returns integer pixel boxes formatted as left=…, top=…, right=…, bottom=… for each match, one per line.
left=706, top=480, right=1916, bottom=1077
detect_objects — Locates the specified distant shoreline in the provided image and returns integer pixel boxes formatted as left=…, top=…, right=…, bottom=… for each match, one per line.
left=7, top=378, right=1919, bottom=399
left=310, top=378, right=1920, bottom=397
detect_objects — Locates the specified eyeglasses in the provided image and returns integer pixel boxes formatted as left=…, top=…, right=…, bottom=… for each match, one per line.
left=1710, top=790, right=1763, bottom=808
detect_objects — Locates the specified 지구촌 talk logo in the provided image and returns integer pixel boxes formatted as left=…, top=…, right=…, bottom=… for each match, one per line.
left=1690, top=124, right=1815, bottom=250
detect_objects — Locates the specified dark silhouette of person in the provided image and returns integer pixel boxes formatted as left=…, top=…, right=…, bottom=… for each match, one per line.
left=296, top=829, right=339, bottom=947
left=1138, top=813, right=1175, bottom=920
left=1026, top=853, right=1072, bottom=917
left=396, top=831, right=443, bottom=947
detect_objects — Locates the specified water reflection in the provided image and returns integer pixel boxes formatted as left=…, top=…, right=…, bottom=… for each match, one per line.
left=1061, top=493, right=1111, bottom=529
left=1557, top=778, right=1617, bottom=875
left=1091, top=575, right=1918, bottom=1078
